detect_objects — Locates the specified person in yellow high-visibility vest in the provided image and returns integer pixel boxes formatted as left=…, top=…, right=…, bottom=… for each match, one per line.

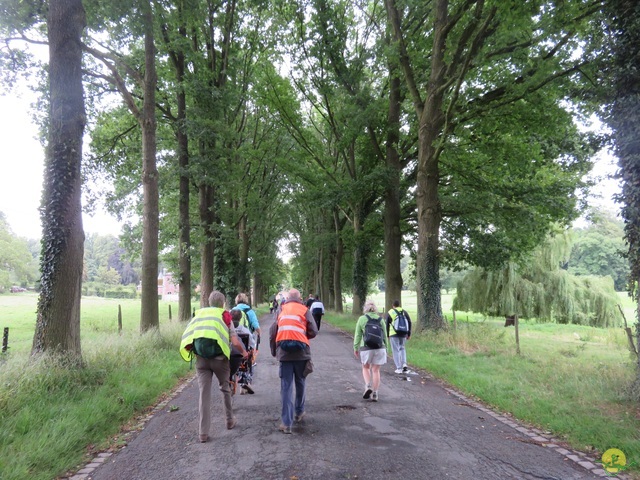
left=180, top=290, right=248, bottom=443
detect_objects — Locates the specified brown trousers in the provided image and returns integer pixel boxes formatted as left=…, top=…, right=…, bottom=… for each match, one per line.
left=195, top=355, right=233, bottom=436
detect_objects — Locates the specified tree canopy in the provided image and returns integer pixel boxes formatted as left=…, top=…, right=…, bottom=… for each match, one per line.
left=0, top=0, right=621, bottom=353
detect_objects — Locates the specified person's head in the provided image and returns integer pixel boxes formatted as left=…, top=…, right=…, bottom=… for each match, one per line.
left=288, top=288, right=302, bottom=302
left=363, top=300, right=377, bottom=313
left=208, top=290, right=225, bottom=308
left=393, top=300, right=400, bottom=308
left=308, top=294, right=313, bottom=299
left=314, top=295, right=319, bottom=300
left=230, top=309, right=243, bottom=328
left=235, top=292, right=249, bottom=305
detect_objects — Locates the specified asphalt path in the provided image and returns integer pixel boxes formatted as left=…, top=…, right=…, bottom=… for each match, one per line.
left=87, top=313, right=609, bottom=480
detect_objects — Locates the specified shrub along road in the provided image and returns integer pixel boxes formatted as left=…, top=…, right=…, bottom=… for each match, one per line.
left=85, top=313, right=611, bottom=480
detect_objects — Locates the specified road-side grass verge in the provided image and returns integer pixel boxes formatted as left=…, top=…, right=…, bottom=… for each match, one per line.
left=0, top=296, right=271, bottom=480
left=0, top=321, right=191, bottom=480
left=325, top=310, right=640, bottom=476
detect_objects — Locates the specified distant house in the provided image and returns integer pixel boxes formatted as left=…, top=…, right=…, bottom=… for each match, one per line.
left=158, top=270, right=179, bottom=301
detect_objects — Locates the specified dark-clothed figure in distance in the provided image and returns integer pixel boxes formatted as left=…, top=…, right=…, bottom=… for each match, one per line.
left=309, top=295, right=325, bottom=331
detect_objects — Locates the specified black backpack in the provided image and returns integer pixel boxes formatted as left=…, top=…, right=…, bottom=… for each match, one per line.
left=392, top=309, right=409, bottom=336
left=193, top=337, right=224, bottom=358
left=363, top=314, right=384, bottom=349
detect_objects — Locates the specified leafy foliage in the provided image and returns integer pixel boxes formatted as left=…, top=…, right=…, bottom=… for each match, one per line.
left=454, top=233, right=622, bottom=327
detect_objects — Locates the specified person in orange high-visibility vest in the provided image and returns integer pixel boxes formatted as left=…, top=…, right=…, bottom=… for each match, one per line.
left=269, top=288, right=318, bottom=434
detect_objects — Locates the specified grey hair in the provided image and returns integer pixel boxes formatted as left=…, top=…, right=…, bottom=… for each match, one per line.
left=235, top=292, right=249, bottom=305
left=208, top=290, right=226, bottom=308
left=363, top=300, right=377, bottom=313
left=288, top=288, right=302, bottom=301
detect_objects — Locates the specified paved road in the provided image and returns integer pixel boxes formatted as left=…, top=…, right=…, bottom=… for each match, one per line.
left=86, top=313, right=610, bottom=480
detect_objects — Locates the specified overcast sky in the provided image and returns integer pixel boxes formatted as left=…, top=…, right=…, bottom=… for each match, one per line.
left=0, top=92, right=123, bottom=240
left=0, top=91, right=621, bottom=241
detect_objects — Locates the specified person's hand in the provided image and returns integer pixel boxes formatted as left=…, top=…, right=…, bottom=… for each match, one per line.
left=354, top=350, right=359, bottom=358
left=242, top=350, right=249, bottom=359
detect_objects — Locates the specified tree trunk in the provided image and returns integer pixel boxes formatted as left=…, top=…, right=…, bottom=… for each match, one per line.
left=199, top=183, right=215, bottom=307
left=351, top=210, right=368, bottom=316
left=384, top=58, right=403, bottom=313
left=238, top=213, right=250, bottom=293
left=32, top=0, right=86, bottom=360
left=175, top=25, right=191, bottom=322
left=333, top=209, right=344, bottom=313
left=139, top=0, right=159, bottom=332
left=415, top=0, right=448, bottom=330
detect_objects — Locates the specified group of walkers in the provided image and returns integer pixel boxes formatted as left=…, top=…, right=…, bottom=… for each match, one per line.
left=180, top=287, right=412, bottom=441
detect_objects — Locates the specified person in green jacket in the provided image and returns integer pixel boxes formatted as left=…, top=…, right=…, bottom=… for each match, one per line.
left=353, top=300, right=387, bottom=402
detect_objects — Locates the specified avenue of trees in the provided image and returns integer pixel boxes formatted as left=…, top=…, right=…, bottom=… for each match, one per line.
left=0, top=1, right=636, bottom=363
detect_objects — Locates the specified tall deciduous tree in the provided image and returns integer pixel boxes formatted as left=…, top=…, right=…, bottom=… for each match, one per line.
left=138, top=0, right=159, bottom=332
left=386, top=0, right=603, bottom=330
left=32, top=0, right=86, bottom=358
left=602, top=0, right=640, bottom=393
left=84, top=0, right=159, bottom=331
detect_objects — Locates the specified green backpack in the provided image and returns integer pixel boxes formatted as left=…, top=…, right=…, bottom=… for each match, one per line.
left=193, top=337, right=224, bottom=358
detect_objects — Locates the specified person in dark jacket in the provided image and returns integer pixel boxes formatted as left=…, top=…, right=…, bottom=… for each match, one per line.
left=270, top=288, right=318, bottom=433
left=309, top=295, right=325, bottom=330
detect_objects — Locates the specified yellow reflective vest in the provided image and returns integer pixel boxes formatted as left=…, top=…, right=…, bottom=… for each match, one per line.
left=180, top=307, right=231, bottom=361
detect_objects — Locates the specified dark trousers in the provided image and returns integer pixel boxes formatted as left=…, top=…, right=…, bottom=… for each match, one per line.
left=312, top=313, right=323, bottom=330
left=279, top=360, right=307, bottom=427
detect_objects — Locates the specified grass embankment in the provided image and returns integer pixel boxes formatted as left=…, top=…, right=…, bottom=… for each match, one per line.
left=331, top=291, right=640, bottom=476
left=0, top=294, right=194, bottom=480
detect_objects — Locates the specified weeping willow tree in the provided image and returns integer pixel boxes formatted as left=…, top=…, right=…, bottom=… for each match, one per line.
left=454, top=233, right=621, bottom=328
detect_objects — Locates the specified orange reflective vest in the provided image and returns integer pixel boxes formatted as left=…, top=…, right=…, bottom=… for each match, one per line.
left=276, top=301, right=310, bottom=346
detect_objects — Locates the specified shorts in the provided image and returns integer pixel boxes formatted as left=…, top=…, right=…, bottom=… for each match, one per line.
left=360, top=348, right=387, bottom=365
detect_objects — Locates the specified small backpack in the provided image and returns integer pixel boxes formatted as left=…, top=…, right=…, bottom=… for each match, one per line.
left=193, top=337, right=224, bottom=358
left=363, top=314, right=384, bottom=349
left=392, top=309, right=409, bottom=336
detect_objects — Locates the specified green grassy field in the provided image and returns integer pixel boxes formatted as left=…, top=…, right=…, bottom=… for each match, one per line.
left=336, top=290, right=640, bottom=477
left=1, top=292, right=639, bottom=478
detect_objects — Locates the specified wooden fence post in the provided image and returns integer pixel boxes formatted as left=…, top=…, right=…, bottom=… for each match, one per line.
left=169, top=304, right=172, bottom=321
left=515, top=314, right=521, bottom=355
left=118, top=305, right=122, bottom=334
left=2, top=327, right=8, bottom=353
left=452, top=309, right=457, bottom=332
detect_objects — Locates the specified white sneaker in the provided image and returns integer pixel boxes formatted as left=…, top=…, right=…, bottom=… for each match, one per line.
left=402, top=365, right=409, bottom=373
left=394, top=368, right=403, bottom=374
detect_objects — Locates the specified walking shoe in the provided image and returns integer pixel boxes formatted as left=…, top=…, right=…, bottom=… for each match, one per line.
left=294, top=411, right=305, bottom=422
left=395, top=368, right=403, bottom=374
left=372, top=391, right=379, bottom=402
left=402, top=364, right=409, bottom=373
left=199, top=434, right=209, bottom=443
left=241, top=383, right=255, bottom=394
left=363, top=386, right=373, bottom=399
left=227, top=417, right=237, bottom=430
left=278, top=424, right=292, bottom=434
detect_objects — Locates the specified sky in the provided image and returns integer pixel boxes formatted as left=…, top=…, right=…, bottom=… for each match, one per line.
left=0, top=92, right=124, bottom=240
left=0, top=92, right=622, bottom=242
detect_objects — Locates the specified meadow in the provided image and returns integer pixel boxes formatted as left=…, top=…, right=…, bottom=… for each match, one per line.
left=333, top=290, right=640, bottom=477
left=1, top=292, right=639, bottom=478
